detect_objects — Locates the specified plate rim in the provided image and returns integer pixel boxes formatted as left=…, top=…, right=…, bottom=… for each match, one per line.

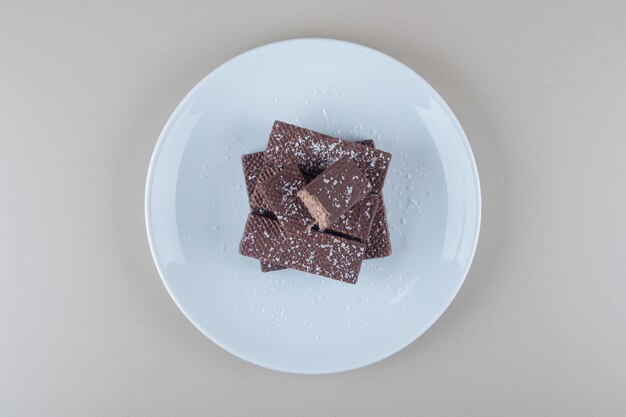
left=144, top=37, right=482, bottom=374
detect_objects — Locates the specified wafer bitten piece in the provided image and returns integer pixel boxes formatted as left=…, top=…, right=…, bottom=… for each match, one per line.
left=298, top=158, right=372, bottom=230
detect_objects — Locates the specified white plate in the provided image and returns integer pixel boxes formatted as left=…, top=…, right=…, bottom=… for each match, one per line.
left=145, top=38, right=480, bottom=374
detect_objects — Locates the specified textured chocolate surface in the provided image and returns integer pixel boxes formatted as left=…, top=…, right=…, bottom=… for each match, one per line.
left=364, top=199, right=392, bottom=259
left=244, top=139, right=373, bottom=213
left=249, top=164, right=283, bottom=211
left=241, top=152, right=265, bottom=208
left=248, top=163, right=380, bottom=241
left=240, top=153, right=283, bottom=271
left=259, top=258, right=283, bottom=272
left=263, top=121, right=392, bottom=193
left=332, top=194, right=380, bottom=242
left=257, top=164, right=313, bottom=236
left=298, top=158, right=372, bottom=230
left=240, top=214, right=366, bottom=283
left=240, top=137, right=392, bottom=271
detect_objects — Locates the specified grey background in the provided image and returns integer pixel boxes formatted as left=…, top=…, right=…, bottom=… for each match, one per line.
left=2, top=0, right=625, bottom=415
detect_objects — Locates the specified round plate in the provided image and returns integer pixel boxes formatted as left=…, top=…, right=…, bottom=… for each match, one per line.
left=145, top=38, right=480, bottom=374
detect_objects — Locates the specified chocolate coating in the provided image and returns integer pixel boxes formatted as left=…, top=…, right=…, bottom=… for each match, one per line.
left=298, top=158, right=372, bottom=230
left=257, top=164, right=313, bottom=236
left=263, top=121, right=391, bottom=193
left=240, top=214, right=365, bottom=283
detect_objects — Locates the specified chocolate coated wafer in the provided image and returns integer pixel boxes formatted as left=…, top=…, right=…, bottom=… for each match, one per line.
left=240, top=214, right=365, bottom=283
left=298, top=158, right=372, bottom=230
left=257, top=164, right=313, bottom=236
left=263, top=121, right=391, bottom=193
